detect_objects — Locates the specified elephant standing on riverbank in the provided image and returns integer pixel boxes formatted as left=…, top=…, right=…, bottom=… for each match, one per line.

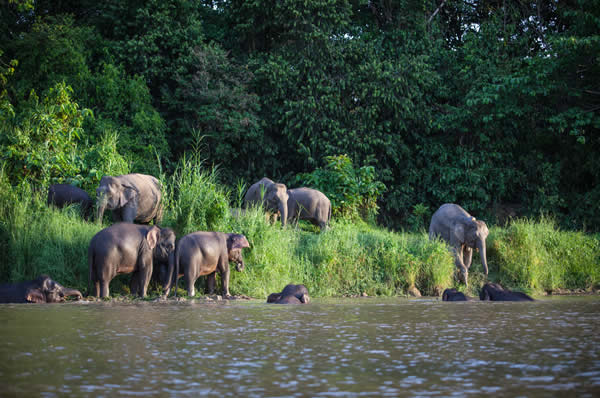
left=88, top=223, right=176, bottom=298
left=96, top=173, right=163, bottom=225
left=47, top=184, right=93, bottom=220
left=287, top=187, right=331, bottom=231
left=267, top=284, right=310, bottom=304
left=480, top=283, right=534, bottom=301
left=0, top=275, right=82, bottom=303
left=244, top=178, right=288, bottom=226
left=172, top=232, right=250, bottom=297
left=429, top=204, right=489, bottom=286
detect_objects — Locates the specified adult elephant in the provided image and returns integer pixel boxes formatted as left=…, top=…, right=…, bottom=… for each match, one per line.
left=172, top=232, right=250, bottom=297
left=47, top=184, right=93, bottom=220
left=267, top=284, right=310, bottom=304
left=0, top=275, right=82, bottom=303
left=442, top=288, right=473, bottom=301
left=287, top=187, right=331, bottom=231
left=243, top=178, right=288, bottom=226
left=96, top=173, right=163, bottom=225
left=88, top=223, right=176, bottom=298
left=429, top=203, right=489, bottom=286
left=480, top=282, right=534, bottom=301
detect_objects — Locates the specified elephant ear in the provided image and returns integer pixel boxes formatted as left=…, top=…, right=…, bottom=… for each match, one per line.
left=26, top=288, right=46, bottom=303
left=228, top=234, right=250, bottom=250
left=145, top=226, right=160, bottom=250
left=452, top=223, right=465, bottom=245
left=118, top=184, right=138, bottom=208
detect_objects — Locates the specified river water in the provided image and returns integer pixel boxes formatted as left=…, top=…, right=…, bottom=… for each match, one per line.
left=1, top=296, right=599, bottom=397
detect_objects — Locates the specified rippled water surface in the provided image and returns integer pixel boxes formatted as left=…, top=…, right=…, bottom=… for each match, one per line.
left=1, top=297, right=600, bottom=397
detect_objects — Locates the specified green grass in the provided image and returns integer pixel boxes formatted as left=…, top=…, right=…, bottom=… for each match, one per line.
left=1, top=164, right=598, bottom=299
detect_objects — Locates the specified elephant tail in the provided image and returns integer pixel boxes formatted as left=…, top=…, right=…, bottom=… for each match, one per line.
left=174, top=244, right=181, bottom=298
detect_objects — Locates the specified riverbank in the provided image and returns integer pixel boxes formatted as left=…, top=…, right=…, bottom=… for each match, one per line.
left=0, top=177, right=598, bottom=298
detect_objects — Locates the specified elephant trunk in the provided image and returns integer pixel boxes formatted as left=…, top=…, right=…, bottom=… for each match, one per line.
left=477, top=239, right=488, bottom=276
left=279, top=201, right=288, bottom=228
left=235, top=259, right=245, bottom=272
left=62, top=287, right=83, bottom=301
left=96, top=196, right=107, bottom=224
left=163, top=251, right=176, bottom=296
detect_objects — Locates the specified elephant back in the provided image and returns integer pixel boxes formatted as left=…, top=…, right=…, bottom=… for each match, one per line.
left=121, top=173, right=162, bottom=223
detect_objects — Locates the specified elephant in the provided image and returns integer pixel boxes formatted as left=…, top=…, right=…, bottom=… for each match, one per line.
left=96, top=173, right=163, bottom=225
left=0, top=275, right=82, bottom=303
left=171, top=232, right=250, bottom=297
left=267, top=284, right=310, bottom=304
left=480, top=282, right=534, bottom=301
left=429, top=203, right=489, bottom=286
left=243, top=178, right=287, bottom=226
left=442, top=288, right=473, bottom=301
left=88, top=222, right=176, bottom=298
left=287, top=187, right=331, bottom=231
left=47, top=184, right=93, bottom=220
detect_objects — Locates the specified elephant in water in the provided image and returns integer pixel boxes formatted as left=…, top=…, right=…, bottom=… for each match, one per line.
left=47, top=184, right=93, bottom=220
left=0, top=275, right=82, bottom=303
left=287, top=187, right=331, bottom=231
left=243, top=177, right=288, bottom=226
left=480, top=283, right=534, bottom=301
left=96, top=173, right=163, bottom=225
left=442, top=288, right=473, bottom=301
left=171, top=232, right=250, bottom=297
left=88, top=223, right=176, bottom=298
left=267, top=284, right=310, bottom=304
left=429, top=203, right=489, bottom=286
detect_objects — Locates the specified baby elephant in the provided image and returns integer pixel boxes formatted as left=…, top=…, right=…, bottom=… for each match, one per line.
left=47, top=184, right=93, bottom=220
left=267, top=284, right=310, bottom=304
left=442, top=288, right=473, bottom=301
left=0, top=275, right=83, bottom=303
left=480, top=282, right=534, bottom=301
left=173, top=232, right=250, bottom=297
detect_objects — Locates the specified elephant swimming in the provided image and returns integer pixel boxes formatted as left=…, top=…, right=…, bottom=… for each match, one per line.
left=480, top=282, right=534, bottom=301
left=96, top=173, right=163, bottom=225
left=287, top=187, right=331, bottom=231
left=429, top=203, right=489, bottom=286
left=0, top=275, right=82, bottom=303
left=244, top=177, right=288, bottom=226
left=88, top=223, right=176, bottom=298
left=267, top=284, right=310, bottom=304
left=171, top=232, right=250, bottom=297
left=442, top=288, right=473, bottom=301
left=47, top=184, right=93, bottom=220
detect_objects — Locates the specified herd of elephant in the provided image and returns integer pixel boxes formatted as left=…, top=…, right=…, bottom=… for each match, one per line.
left=0, top=173, right=534, bottom=303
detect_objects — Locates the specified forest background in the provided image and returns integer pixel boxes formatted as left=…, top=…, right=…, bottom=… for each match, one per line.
left=0, top=0, right=598, bottom=296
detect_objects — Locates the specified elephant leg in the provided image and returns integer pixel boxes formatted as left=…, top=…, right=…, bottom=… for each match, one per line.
left=463, top=247, right=473, bottom=270
left=185, top=274, right=196, bottom=297
left=130, top=272, right=140, bottom=296
left=94, top=280, right=100, bottom=297
left=100, top=280, right=110, bottom=298
left=206, top=272, right=216, bottom=295
left=452, top=246, right=469, bottom=285
left=221, top=268, right=231, bottom=297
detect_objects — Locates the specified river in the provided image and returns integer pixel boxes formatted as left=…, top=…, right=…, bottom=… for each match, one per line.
left=1, top=296, right=599, bottom=397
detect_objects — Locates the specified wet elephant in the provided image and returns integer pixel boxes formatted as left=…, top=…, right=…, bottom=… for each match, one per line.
left=442, top=288, right=472, bottom=301
left=267, top=284, right=310, bottom=304
left=47, top=184, right=93, bottom=220
left=96, top=173, right=163, bottom=225
left=429, top=203, right=489, bottom=286
left=243, top=178, right=288, bottom=226
left=480, top=283, right=534, bottom=301
left=172, top=232, right=250, bottom=297
left=0, top=275, right=82, bottom=303
left=88, top=223, right=176, bottom=298
left=287, top=188, right=331, bottom=231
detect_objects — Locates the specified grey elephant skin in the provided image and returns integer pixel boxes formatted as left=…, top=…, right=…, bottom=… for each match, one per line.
left=47, top=184, right=93, bottom=220
left=267, top=284, right=310, bottom=304
left=287, top=187, right=331, bottom=231
left=172, top=232, right=250, bottom=297
left=244, top=177, right=287, bottom=226
left=429, top=203, right=489, bottom=286
left=96, top=173, right=163, bottom=224
left=88, top=223, right=176, bottom=298
left=442, top=288, right=472, bottom=301
left=480, top=282, right=534, bottom=301
left=0, top=275, right=82, bottom=303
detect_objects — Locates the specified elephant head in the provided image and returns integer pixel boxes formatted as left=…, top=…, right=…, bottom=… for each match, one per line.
left=227, top=234, right=250, bottom=271
left=265, top=183, right=289, bottom=227
left=453, top=217, right=489, bottom=285
left=28, top=275, right=83, bottom=303
left=95, top=176, right=138, bottom=223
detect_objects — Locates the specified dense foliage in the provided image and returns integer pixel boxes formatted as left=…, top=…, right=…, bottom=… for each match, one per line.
left=1, top=0, right=599, bottom=230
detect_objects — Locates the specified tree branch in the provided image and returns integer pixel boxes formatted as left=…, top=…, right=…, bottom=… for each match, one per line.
left=427, top=0, right=447, bottom=24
